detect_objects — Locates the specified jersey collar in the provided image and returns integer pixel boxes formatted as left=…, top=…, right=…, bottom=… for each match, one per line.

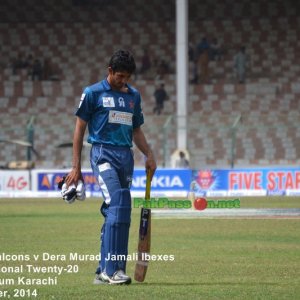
left=103, top=78, right=134, bottom=94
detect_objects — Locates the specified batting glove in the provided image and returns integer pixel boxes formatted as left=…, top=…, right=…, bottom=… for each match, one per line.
left=58, top=176, right=85, bottom=204
left=75, top=180, right=86, bottom=201
left=61, top=183, right=77, bottom=204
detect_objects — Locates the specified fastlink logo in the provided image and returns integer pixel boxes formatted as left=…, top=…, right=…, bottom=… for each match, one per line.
left=134, top=197, right=240, bottom=210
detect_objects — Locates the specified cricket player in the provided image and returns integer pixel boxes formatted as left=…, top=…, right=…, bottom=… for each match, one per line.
left=64, top=50, right=157, bottom=284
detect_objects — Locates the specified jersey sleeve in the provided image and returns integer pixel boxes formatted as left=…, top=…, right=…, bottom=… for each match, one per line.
left=75, top=87, right=95, bottom=122
left=132, top=92, right=144, bottom=129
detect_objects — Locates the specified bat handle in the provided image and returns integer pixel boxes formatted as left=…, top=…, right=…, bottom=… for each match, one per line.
left=145, top=170, right=151, bottom=200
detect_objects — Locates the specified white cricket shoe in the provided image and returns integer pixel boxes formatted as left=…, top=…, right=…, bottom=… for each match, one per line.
left=100, top=270, right=131, bottom=285
left=93, top=273, right=107, bottom=285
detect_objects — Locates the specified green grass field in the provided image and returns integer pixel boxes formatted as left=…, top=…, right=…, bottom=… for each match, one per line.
left=0, top=197, right=300, bottom=300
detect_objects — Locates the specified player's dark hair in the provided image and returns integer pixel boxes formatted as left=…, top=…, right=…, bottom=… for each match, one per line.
left=108, top=49, right=136, bottom=74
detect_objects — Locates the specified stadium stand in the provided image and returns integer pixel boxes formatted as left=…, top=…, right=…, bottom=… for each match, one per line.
left=0, top=0, right=299, bottom=168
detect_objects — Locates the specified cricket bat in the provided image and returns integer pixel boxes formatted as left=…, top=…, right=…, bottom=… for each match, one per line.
left=134, top=171, right=152, bottom=282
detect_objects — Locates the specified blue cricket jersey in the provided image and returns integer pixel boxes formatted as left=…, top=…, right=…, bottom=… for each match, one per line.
left=76, top=79, right=144, bottom=147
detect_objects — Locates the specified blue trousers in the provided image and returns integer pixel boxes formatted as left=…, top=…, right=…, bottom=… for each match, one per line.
left=90, top=144, right=134, bottom=275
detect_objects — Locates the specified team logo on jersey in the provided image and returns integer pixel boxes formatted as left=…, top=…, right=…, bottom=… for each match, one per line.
left=103, top=97, right=115, bottom=107
left=109, top=110, right=133, bottom=126
left=118, top=97, right=125, bottom=107
left=129, top=100, right=134, bottom=109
